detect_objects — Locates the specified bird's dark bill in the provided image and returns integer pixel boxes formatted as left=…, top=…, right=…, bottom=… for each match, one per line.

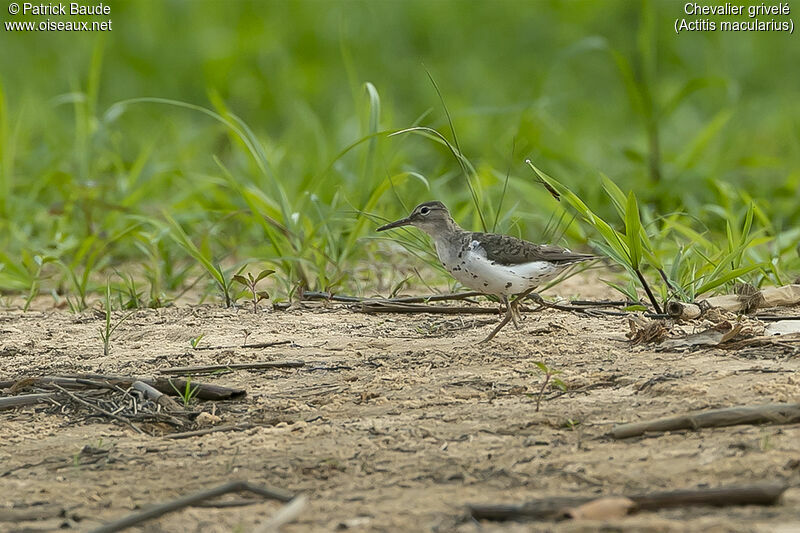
left=377, top=217, right=412, bottom=231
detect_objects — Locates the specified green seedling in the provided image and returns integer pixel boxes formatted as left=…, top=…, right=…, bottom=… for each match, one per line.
left=115, top=270, right=143, bottom=309
left=133, top=230, right=193, bottom=308
left=170, top=378, right=200, bottom=408
left=189, top=334, right=205, bottom=349
left=232, top=268, right=274, bottom=313
left=22, top=252, right=57, bottom=311
left=532, top=361, right=566, bottom=413
left=99, top=282, right=134, bottom=356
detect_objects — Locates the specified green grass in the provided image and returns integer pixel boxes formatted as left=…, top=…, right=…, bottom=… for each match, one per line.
left=99, top=281, right=134, bottom=356
left=0, top=1, right=797, bottom=309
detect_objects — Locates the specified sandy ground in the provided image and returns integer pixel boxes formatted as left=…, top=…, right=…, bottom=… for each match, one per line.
left=1, top=274, right=800, bottom=532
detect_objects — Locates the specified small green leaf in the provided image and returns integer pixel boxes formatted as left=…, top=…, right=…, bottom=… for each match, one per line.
left=255, top=269, right=275, bottom=282
left=625, top=191, right=643, bottom=270
left=601, top=174, right=627, bottom=219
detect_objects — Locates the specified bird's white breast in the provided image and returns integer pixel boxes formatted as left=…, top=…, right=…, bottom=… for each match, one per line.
left=435, top=239, right=563, bottom=296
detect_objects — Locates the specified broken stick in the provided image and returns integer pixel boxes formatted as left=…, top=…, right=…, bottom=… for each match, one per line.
left=193, top=340, right=292, bottom=350
left=159, top=361, right=304, bottom=375
left=612, top=403, right=800, bottom=439
left=632, top=483, right=788, bottom=510
left=302, top=291, right=482, bottom=304
left=89, top=480, right=295, bottom=533
left=132, top=380, right=183, bottom=412
left=164, top=423, right=253, bottom=440
left=0, top=392, right=59, bottom=411
left=667, top=301, right=703, bottom=320
left=469, top=483, right=788, bottom=521
left=359, top=302, right=501, bottom=314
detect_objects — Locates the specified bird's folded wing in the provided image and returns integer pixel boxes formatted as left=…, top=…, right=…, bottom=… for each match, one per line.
left=473, top=233, right=595, bottom=265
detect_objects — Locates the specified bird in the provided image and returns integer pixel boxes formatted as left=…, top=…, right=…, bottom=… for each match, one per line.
left=377, top=201, right=596, bottom=342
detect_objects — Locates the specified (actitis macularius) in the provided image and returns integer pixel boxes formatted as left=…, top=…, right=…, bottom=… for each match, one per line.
left=377, top=201, right=596, bottom=342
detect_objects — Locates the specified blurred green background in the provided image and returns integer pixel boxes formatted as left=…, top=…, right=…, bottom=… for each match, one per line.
left=0, top=0, right=798, bottom=307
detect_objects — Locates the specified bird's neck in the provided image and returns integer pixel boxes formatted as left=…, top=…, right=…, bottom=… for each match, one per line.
left=426, top=219, right=463, bottom=243
left=429, top=224, right=469, bottom=262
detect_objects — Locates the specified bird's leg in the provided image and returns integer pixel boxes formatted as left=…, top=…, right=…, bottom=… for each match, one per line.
left=510, top=300, right=522, bottom=326
left=510, top=288, right=536, bottom=325
left=506, top=296, right=520, bottom=329
left=480, top=297, right=513, bottom=343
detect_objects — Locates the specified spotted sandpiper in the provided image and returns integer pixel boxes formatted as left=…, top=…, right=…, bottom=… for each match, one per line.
left=377, top=201, right=596, bottom=342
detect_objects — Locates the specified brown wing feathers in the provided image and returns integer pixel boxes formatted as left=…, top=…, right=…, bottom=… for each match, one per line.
left=471, top=232, right=595, bottom=266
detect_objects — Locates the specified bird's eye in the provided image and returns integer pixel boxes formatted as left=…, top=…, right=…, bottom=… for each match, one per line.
left=420, top=207, right=430, bottom=215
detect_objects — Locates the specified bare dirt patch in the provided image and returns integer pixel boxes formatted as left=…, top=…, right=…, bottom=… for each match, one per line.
left=2, top=277, right=800, bottom=532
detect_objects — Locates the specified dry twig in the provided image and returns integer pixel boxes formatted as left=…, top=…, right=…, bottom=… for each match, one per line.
left=193, top=340, right=291, bottom=350
left=159, top=361, right=304, bottom=375
left=612, top=403, right=800, bottom=439
left=89, top=480, right=295, bottom=533
left=469, top=483, right=788, bottom=521
left=359, top=301, right=501, bottom=314
left=132, top=380, right=183, bottom=411
left=0, top=392, right=59, bottom=411
left=164, top=423, right=253, bottom=440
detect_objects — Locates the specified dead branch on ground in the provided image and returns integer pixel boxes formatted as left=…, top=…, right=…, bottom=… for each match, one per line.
left=612, top=403, right=800, bottom=439
left=164, top=423, right=253, bottom=440
left=88, top=480, right=296, bottom=533
left=193, top=340, right=291, bottom=350
left=469, top=483, right=788, bottom=521
left=159, top=361, right=304, bottom=375
left=0, top=392, right=59, bottom=411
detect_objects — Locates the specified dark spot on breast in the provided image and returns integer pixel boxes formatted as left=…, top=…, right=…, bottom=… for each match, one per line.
left=472, top=274, right=478, bottom=278
left=458, top=252, right=463, bottom=258
left=505, top=282, right=512, bottom=288
left=483, top=282, right=488, bottom=287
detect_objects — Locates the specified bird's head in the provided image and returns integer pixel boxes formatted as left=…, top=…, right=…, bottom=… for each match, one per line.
left=377, top=201, right=456, bottom=236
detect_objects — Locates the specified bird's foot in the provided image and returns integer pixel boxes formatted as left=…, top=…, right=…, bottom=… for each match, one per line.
left=509, top=302, right=521, bottom=329
left=511, top=289, right=538, bottom=320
